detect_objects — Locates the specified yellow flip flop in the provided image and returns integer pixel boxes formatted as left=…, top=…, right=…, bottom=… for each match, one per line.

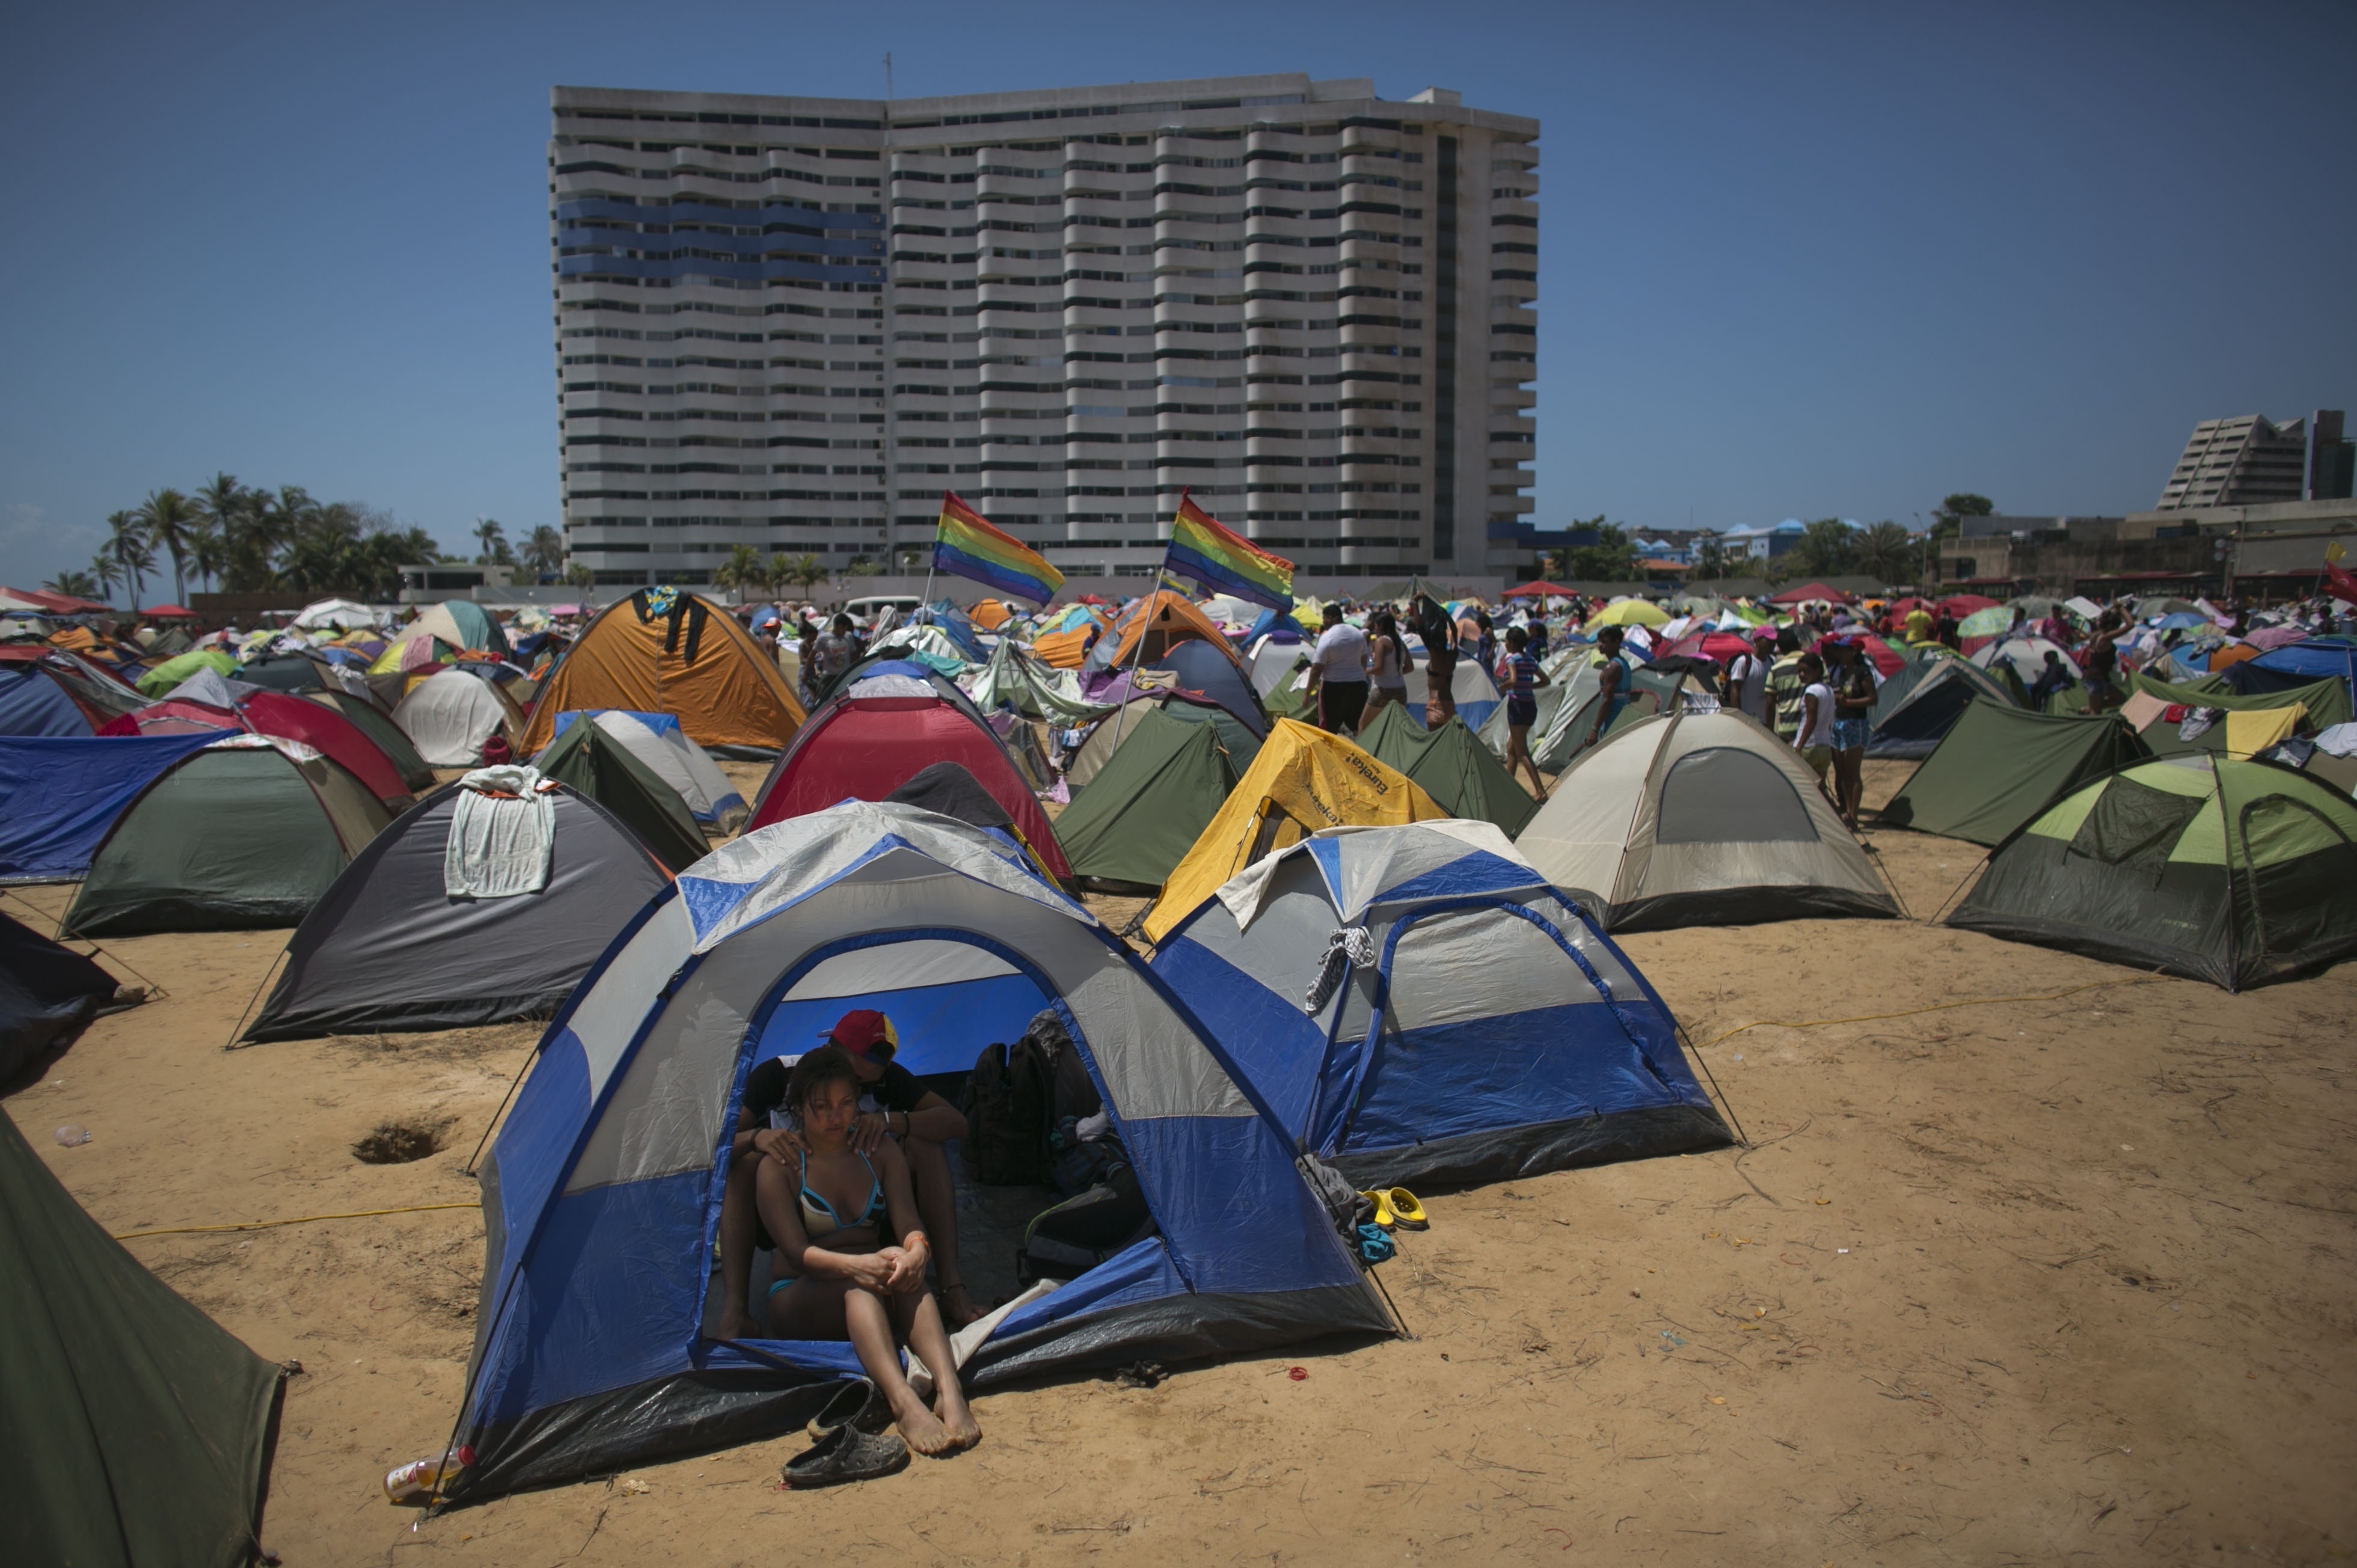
left=1385, top=1188, right=1429, bottom=1231
left=1360, top=1189, right=1397, bottom=1229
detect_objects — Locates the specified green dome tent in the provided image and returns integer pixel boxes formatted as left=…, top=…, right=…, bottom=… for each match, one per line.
left=1355, top=702, right=1541, bottom=837
left=1948, top=754, right=2357, bottom=991
left=1054, top=706, right=1240, bottom=894
left=1880, top=704, right=2151, bottom=846
left=133, top=649, right=238, bottom=699
left=0, top=1106, right=287, bottom=1567
left=532, top=710, right=712, bottom=874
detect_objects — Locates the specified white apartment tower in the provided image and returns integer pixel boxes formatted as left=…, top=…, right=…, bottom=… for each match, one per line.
left=550, top=74, right=1539, bottom=587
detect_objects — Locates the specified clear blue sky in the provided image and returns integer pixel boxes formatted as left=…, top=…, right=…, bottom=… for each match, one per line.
left=4, top=0, right=2350, bottom=587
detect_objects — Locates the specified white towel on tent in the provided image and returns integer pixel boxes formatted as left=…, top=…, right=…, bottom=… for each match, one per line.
left=444, top=765, right=559, bottom=898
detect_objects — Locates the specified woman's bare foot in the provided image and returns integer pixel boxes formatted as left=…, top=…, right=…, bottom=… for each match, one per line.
left=889, top=1391, right=957, bottom=1456
left=715, top=1306, right=760, bottom=1342
left=934, top=1386, right=982, bottom=1451
left=939, top=1281, right=985, bottom=1330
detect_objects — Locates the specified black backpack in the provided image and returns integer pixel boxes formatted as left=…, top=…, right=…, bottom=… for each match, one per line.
left=1019, top=1159, right=1156, bottom=1284
left=964, top=1008, right=1103, bottom=1187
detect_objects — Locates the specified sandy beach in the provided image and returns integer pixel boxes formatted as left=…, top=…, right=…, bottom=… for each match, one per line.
left=10, top=761, right=2354, bottom=1566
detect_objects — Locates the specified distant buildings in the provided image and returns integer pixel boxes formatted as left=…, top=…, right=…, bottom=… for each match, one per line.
left=2156, top=410, right=2353, bottom=509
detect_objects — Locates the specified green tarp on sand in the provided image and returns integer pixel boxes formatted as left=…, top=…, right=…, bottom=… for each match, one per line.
left=1356, top=702, right=1542, bottom=837
left=1053, top=707, right=1239, bottom=891
left=0, top=1106, right=286, bottom=1567
left=1881, top=702, right=2150, bottom=846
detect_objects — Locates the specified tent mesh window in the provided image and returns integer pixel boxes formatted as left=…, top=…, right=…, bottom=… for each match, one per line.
left=1654, top=748, right=1819, bottom=844
left=2065, top=778, right=2203, bottom=880
left=2239, top=794, right=2357, bottom=958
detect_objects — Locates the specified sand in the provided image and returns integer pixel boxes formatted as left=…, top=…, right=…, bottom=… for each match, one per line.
left=7, top=758, right=2355, bottom=1564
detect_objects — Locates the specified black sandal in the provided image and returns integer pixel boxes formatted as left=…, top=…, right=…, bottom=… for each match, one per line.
left=782, top=1380, right=907, bottom=1487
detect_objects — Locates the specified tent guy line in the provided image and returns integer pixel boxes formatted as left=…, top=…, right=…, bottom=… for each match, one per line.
left=1687, top=973, right=2165, bottom=1055
left=111, top=1201, right=485, bottom=1243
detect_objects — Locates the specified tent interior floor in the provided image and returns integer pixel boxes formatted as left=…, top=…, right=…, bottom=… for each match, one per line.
left=5, top=752, right=2355, bottom=1564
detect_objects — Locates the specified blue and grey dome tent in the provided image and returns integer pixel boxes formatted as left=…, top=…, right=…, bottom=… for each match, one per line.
left=1151, top=822, right=1733, bottom=1190
left=448, top=800, right=1387, bottom=1502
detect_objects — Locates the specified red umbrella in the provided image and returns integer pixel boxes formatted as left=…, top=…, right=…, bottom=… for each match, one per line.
left=1500, top=581, right=1569, bottom=599
left=139, top=604, right=201, bottom=619
left=1937, top=593, right=1999, bottom=619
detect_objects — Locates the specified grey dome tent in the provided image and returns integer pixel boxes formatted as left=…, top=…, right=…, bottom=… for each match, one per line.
left=1516, top=708, right=1898, bottom=931
left=1863, top=656, right=2018, bottom=758
left=62, top=738, right=391, bottom=937
left=0, top=1105, right=287, bottom=1567
left=1948, top=753, right=2357, bottom=991
left=1880, top=703, right=2151, bottom=847
left=242, top=780, right=673, bottom=1042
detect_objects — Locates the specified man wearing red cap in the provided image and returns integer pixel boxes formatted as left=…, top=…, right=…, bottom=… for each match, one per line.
left=715, top=1008, right=981, bottom=1340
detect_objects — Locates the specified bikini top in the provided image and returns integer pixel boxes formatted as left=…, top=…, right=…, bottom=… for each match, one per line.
left=798, top=1149, right=884, bottom=1237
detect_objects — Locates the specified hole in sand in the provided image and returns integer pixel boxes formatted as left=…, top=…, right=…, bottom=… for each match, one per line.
left=354, top=1121, right=444, bottom=1165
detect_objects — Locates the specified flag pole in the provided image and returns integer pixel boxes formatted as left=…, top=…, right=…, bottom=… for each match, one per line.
left=1103, top=497, right=1182, bottom=756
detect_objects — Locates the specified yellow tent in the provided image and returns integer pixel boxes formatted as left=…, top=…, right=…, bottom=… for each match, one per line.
left=519, top=588, right=805, bottom=753
left=1586, top=598, right=1672, bottom=630
left=1145, top=719, right=1448, bottom=942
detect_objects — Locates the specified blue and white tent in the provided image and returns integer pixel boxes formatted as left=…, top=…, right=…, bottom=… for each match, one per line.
left=1151, top=822, right=1732, bottom=1190
left=452, top=800, right=1387, bottom=1501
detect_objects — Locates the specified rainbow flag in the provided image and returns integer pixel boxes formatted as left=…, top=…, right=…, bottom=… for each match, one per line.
left=1162, top=491, right=1295, bottom=610
left=933, top=492, right=1064, bottom=604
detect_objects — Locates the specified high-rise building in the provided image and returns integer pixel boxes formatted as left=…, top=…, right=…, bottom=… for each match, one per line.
left=2155, top=413, right=2314, bottom=509
left=549, top=74, right=1539, bottom=587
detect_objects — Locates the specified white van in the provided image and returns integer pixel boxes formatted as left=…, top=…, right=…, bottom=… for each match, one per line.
left=843, top=595, right=924, bottom=621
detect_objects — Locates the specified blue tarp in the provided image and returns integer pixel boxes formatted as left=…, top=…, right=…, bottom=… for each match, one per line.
left=2248, top=639, right=2357, bottom=685
left=1248, top=608, right=1307, bottom=642
left=0, top=668, right=91, bottom=738
left=0, top=733, right=222, bottom=881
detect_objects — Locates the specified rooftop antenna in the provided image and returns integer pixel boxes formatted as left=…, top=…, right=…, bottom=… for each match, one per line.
left=885, top=52, right=893, bottom=100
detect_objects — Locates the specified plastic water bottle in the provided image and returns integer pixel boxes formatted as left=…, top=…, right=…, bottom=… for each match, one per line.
left=54, top=1125, right=90, bottom=1147
left=384, top=1445, right=473, bottom=1504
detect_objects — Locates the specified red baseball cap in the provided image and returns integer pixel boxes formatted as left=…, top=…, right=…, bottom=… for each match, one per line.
left=823, top=1009, right=897, bottom=1059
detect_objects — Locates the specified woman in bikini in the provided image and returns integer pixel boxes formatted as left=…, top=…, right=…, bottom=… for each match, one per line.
left=756, top=1047, right=981, bottom=1457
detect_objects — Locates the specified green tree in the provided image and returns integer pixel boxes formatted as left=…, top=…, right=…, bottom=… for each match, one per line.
left=1770, top=518, right=1856, bottom=583
left=135, top=488, right=201, bottom=604
left=712, top=544, right=769, bottom=595
left=1693, top=534, right=1732, bottom=580
left=563, top=562, right=595, bottom=589
left=1936, top=493, right=1994, bottom=527
left=43, top=569, right=97, bottom=598
left=1853, top=520, right=1919, bottom=586
left=86, top=550, right=121, bottom=603
left=780, top=554, right=827, bottom=594
left=106, top=512, right=155, bottom=605
left=471, top=517, right=511, bottom=566
left=1556, top=516, right=1636, bottom=582
left=521, top=524, right=565, bottom=578
left=845, top=555, right=884, bottom=577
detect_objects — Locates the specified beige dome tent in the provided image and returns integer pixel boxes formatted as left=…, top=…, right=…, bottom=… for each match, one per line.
left=1515, top=708, right=1898, bottom=931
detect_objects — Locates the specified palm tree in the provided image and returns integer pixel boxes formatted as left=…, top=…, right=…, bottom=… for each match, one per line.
left=136, top=488, right=200, bottom=604
left=188, top=520, right=227, bottom=593
left=471, top=517, right=510, bottom=565
left=523, top=524, right=565, bottom=578
left=87, top=551, right=121, bottom=603
left=712, top=544, right=767, bottom=597
left=1853, top=520, right=1919, bottom=588
left=43, top=569, right=97, bottom=598
left=781, top=553, right=827, bottom=595
left=106, top=512, right=155, bottom=606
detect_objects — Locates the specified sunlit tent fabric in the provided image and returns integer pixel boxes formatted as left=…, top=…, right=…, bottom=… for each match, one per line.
left=965, top=639, right=1103, bottom=723
left=1949, top=755, right=2357, bottom=991
left=550, top=711, right=747, bottom=831
left=0, top=1106, right=289, bottom=1568
left=1863, top=656, right=2017, bottom=758
left=0, top=912, right=120, bottom=1083
left=1881, top=705, right=2151, bottom=846
left=62, top=738, right=391, bottom=937
left=1248, top=635, right=1308, bottom=699
left=133, top=648, right=238, bottom=697
left=304, top=689, right=437, bottom=792
left=1354, top=703, right=1539, bottom=837
left=393, top=667, right=520, bottom=767
left=388, top=599, right=510, bottom=660
left=1531, top=658, right=1703, bottom=774
left=447, top=801, right=1386, bottom=1501
left=1153, top=823, right=1732, bottom=1187
left=1517, top=709, right=1897, bottom=931
left=1056, top=707, right=1241, bottom=893
left=531, top=713, right=711, bottom=874
left=1031, top=611, right=1110, bottom=670
left=745, top=671, right=1072, bottom=879
left=242, top=782, right=671, bottom=1042
left=520, top=589, right=805, bottom=755
left=1397, top=651, right=1503, bottom=733
left=1145, top=720, right=1448, bottom=942
left=121, top=682, right=415, bottom=810
left=1477, top=679, right=1568, bottom=759
left=1089, top=590, right=1249, bottom=674
left=1971, top=634, right=2081, bottom=687
left=0, top=732, right=222, bottom=883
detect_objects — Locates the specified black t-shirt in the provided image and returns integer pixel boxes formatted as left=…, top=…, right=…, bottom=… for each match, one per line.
left=743, top=1056, right=927, bottom=1124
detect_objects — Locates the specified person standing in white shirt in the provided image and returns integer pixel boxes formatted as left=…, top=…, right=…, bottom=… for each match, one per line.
left=1792, top=651, right=1836, bottom=787
left=1724, top=635, right=1772, bottom=722
left=1305, top=604, right=1372, bottom=734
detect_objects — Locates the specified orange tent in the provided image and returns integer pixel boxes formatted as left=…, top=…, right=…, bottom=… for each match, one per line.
left=1099, top=590, right=1248, bottom=673
left=968, top=599, right=1013, bottom=632
left=520, top=588, right=805, bottom=753
left=1032, top=608, right=1112, bottom=670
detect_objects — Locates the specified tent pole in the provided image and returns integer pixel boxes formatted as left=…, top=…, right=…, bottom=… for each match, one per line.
left=1100, top=566, right=1168, bottom=756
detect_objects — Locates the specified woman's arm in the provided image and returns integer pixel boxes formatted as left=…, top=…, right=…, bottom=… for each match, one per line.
left=874, top=1141, right=931, bottom=1294
left=766, top=1176, right=892, bottom=1290
left=901, top=1091, right=966, bottom=1144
